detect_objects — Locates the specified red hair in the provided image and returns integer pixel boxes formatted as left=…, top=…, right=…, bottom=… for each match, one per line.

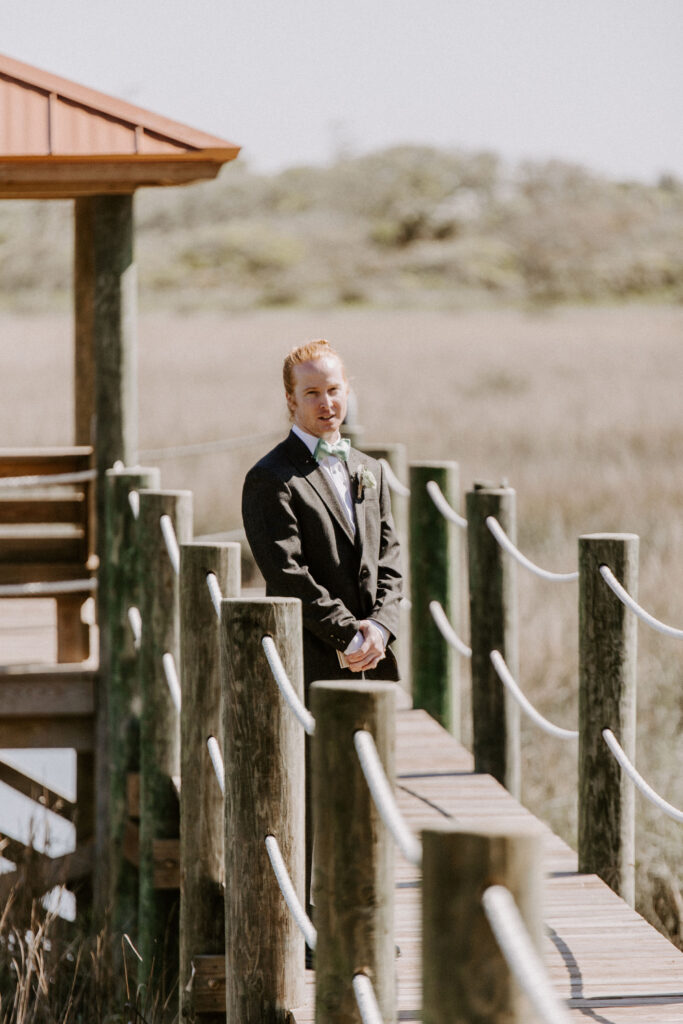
left=282, top=339, right=346, bottom=396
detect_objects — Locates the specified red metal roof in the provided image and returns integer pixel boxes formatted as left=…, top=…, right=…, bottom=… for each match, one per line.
left=0, top=53, right=240, bottom=198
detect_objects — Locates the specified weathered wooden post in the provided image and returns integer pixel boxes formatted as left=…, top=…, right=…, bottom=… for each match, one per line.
left=364, top=443, right=410, bottom=686
left=422, top=823, right=543, bottom=1024
left=466, top=484, right=520, bottom=798
left=311, top=680, right=396, bottom=1024
left=104, top=466, right=160, bottom=940
left=578, top=534, right=638, bottom=906
left=221, top=597, right=305, bottom=1023
left=179, top=541, right=240, bottom=1023
left=137, top=489, right=193, bottom=1003
left=409, top=461, right=460, bottom=734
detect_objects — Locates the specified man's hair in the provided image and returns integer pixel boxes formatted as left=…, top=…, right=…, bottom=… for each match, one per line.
left=282, top=339, right=346, bottom=396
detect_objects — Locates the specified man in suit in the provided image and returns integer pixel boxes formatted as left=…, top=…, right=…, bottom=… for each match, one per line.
left=242, top=338, right=402, bottom=687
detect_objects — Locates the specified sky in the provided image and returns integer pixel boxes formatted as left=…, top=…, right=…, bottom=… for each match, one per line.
left=1, top=1, right=682, bottom=183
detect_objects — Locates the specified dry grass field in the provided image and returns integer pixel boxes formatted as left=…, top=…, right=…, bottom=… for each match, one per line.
left=3, top=301, right=683, bottom=945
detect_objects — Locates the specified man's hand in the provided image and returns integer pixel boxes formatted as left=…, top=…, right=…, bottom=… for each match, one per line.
left=345, top=620, right=386, bottom=673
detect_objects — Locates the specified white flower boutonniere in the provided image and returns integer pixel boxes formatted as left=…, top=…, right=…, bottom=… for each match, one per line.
left=355, top=464, right=377, bottom=500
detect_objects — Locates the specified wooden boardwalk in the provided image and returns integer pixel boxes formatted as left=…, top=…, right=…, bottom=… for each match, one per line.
left=292, top=707, right=683, bottom=1023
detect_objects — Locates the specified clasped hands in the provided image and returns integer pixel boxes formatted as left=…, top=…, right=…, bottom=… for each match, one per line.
left=345, top=620, right=386, bottom=673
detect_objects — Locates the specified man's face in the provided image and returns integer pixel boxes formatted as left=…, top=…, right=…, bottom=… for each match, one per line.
left=287, top=355, right=349, bottom=439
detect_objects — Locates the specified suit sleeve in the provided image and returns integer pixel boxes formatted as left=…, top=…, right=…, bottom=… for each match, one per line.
left=242, top=465, right=360, bottom=649
left=368, top=463, right=403, bottom=640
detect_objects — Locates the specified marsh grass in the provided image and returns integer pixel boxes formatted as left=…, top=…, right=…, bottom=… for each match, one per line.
left=3, top=302, right=683, bottom=962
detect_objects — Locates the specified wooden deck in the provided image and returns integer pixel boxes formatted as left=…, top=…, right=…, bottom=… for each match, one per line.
left=292, top=707, right=683, bottom=1023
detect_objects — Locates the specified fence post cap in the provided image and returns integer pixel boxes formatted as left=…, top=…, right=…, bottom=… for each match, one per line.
left=310, top=679, right=398, bottom=696
left=469, top=481, right=515, bottom=494
left=579, top=532, right=639, bottom=542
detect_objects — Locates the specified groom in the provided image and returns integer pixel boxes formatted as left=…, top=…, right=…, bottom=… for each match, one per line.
left=242, top=338, right=402, bottom=688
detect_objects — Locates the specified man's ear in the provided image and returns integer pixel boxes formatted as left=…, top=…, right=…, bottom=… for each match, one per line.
left=286, top=391, right=296, bottom=417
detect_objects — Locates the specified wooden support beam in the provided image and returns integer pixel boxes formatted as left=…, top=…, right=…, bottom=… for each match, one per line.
left=0, top=759, right=76, bottom=821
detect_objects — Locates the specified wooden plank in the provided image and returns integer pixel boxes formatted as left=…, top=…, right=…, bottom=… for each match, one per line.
left=0, top=449, right=92, bottom=476
left=0, top=562, right=91, bottom=585
left=191, top=955, right=226, bottom=1015
left=127, top=772, right=141, bottom=819
left=0, top=497, right=86, bottom=525
left=0, top=676, right=94, bottom=716
left=0, top=758, right=76, bottom=820
left=153, top=838, right=180, bottom=890
left=123, top=820, right=140, bottom=868
left=0, top=717, right=93, bottom=750
left=0, top=534, right=86, bottom=564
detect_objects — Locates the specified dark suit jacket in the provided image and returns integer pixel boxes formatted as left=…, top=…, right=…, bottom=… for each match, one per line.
left=242, top=431, right=402, bottom=687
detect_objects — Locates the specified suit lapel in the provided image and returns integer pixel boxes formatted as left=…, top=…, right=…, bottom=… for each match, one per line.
left=284, top=432, right=356, bottom=545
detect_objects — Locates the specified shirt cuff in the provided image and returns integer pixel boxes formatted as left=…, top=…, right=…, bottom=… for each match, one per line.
left=344, top=620, right=389, bottom=654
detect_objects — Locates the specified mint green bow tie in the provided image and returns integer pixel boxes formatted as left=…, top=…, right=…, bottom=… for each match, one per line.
left=314, top=436, right=351, bottom=463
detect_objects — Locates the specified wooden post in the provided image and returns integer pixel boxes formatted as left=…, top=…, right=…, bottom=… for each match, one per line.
left=466, top=484, right=520, bottom=798
left=137, top=490, right=193, bottom=1005
left=364, top=443, right=410, bottom=686
left=104, top=466, right=160, bottom=940
left=179, top=542, right=241, bottom=1023
left=422, top=823, right=543, bottom=1023
left=75, top=194, right=138, bottom=921
left=578, top=533, right=638, bottom=906
left=311, top=680, right=396, bottom=1024
left=221, top=597, right=305, bottom=1023
left=409, top=461, right=460, bottom=734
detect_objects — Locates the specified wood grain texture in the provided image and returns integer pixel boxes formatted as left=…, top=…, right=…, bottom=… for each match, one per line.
left=104, top=469, right=160, bottom=942
left=578, top=534, right=638, bottom=906
left=422, top=824, right=543, bottom=1024
left=310, top=680, right=396, bottom=1024
left=179, top=542, right=240, bottom=1023
left=137, top=489, right=192, bottom=1008
left=409, top=461, right=459, bottom=734
left=466, top=485, right=520, bottom=798
left=222, top=597, right=305, bottom=1023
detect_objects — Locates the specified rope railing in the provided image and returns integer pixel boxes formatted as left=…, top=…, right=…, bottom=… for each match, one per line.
left=264, top=834, right=317, bottom=950
left=482, top=885, right=572, bottom=1024
left=206, top=736, right=225, bottom=795
left=353, top=729, right=422, bottom=866
left=160, top=514, right=181, bottom=576
left=602, top=728, right=683, bottom=824
left=426, top=480, right=467, bottom=528
left=378, top=458, right=410, bottom=497
left=162, top=652, right=182, bottom=713
left=139, top=429, right=283, bottom=462
left=206, top=573, right=223, bottom=619
left=128, top=606, right=142, bottom=649
left=128, top=490, right=140, bottom=520
left=486, top=517, right=579, bottom=582
left=0, top=578, right=97, bottom=598
left=261, top=636, right=316, bottom=736
left=0, top=468, right=97, bottom=489
left=352, top=973, right=383, bottom=1024
left=490, top=651, right=578, bottom=741
left=429, top=600, right=472, bottom=658
left=599, top=565, right=683, bottom=639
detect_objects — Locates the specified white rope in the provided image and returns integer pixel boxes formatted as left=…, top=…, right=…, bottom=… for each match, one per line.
left=0, top=578, right=97, bottom=598
left=378, top=458, right=410, bottom=497
left=486, top=517, right=578, bottom=582
left=265, top=835, right=317, bottom=950
left=482, top=885, right=572, bottom=1024
left=352, top=974, right=383, bottom=1024
left=206, top=573, right=222, bottom=619
left=261, top=636, right=316, bottom=736
left=128, top=490, right=140, bottom=520
left=162, top=652, right=182, bottom=713
left=426, top=480, right=467, bottom=528
left=207, top=736, right=225, bottom=795
left=429, top=600, right=472, bottom=658
left=354, top=730, right=422, bottom=866
left=128, top=606, right=142, bottom=649
left=140, top=429, right=283, bottom=461
left=490, top=651, right=578, bottom=741
left=160, top=515, right=180, bottom=575
left=0, top=469, right=97, bottom=489
left=602, top=728, right=683, bottom=824
left=600, top=565, right=683, bottom=639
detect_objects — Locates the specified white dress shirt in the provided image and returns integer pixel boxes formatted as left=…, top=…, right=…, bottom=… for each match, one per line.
left=292, top=424, right=389, bottom=654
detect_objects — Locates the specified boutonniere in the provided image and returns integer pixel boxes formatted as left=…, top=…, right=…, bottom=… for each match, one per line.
left=355, top=464, right=377, bottom=500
